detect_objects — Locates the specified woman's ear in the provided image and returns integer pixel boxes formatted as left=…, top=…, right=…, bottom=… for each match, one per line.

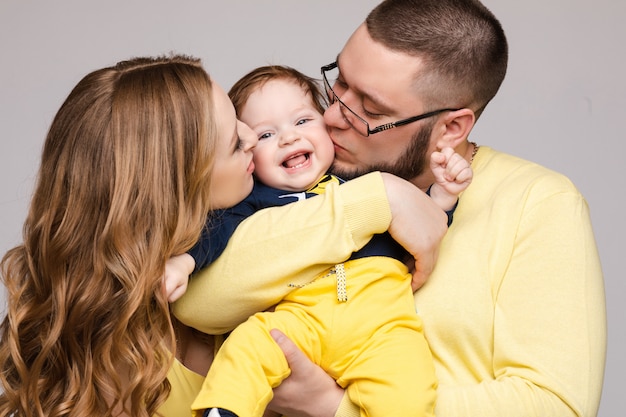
left=435, top=108, right=475, bottom=149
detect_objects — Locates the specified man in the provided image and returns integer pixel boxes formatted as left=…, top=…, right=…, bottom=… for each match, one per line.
left=268, top=0, right=606, bottom=416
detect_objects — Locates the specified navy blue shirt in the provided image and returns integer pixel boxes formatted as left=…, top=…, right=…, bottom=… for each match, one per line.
left=188, top=174, right=454, bottom=273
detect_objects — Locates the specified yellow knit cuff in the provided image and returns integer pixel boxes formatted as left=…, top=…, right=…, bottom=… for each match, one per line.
left=334, top=391, right=360, bottom=417
left=339, top=171, right=391, bottom=249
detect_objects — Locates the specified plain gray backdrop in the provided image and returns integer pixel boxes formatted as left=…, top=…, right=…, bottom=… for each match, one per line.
left=1, top=1, right=623, bottom=415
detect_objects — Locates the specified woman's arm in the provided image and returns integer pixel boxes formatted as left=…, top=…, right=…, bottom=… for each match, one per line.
left=380, top=172, right=447, bottom=290
left=172, top=172, right=446, bottom=334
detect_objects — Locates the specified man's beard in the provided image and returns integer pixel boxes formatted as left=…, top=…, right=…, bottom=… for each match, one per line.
left=330, top=121, right=433, bottom=182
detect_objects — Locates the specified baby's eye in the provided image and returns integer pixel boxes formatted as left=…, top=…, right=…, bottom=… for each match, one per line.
left=259, top=132, right=273, bottom=141
left=296, top=118, right=310, bottom=126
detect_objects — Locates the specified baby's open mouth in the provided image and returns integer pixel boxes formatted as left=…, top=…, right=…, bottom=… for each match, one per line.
left=282, top=152, right=310, bottom=169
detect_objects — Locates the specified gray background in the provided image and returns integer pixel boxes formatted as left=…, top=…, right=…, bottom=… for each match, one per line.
left=1, top=1, right=623, bottom=415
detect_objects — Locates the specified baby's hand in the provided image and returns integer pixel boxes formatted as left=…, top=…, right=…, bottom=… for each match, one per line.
left=162, top=253, right=195, bottom=303
left=430, top=147, right=473, bottom=196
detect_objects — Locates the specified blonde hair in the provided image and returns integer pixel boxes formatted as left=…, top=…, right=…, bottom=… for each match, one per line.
left=0, top=55, right=217, bottom=416
left=229, top=65, right=326, bottom=116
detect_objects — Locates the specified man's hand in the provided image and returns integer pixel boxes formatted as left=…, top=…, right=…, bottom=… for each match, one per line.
left=267, top=329, right=344, bottom=417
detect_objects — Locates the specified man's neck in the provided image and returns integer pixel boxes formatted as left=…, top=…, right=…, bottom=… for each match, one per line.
left=411, top=173, right=435, bottom=193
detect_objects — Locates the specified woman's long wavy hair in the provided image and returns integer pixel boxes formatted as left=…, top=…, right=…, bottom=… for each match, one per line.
left=0, top=55, right=218, bottom=416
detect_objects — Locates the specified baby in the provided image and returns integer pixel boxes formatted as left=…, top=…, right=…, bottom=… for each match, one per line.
left=168, top=65, right=472, bottom=417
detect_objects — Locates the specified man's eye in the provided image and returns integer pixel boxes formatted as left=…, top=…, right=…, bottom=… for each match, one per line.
left=333, top=78, right=348, bottom=92
left=363, top=108, right=384, bottom=119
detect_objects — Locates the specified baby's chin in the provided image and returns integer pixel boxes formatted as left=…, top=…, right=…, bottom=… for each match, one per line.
left=276, top=169, right=328, bottom=193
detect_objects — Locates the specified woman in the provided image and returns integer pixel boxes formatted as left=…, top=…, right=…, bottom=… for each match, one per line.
left=0, top=55, right=446, bottom=417
left=0, top=55, right=258, bottom=417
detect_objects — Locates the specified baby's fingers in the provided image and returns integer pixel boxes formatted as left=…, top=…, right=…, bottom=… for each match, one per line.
left=455, top=165, right=473, bottom=184
left=444, top=152, right=471, bottom=181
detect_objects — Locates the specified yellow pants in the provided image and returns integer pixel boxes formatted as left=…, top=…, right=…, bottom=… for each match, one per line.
left=192, top=257, right=437, bottom=417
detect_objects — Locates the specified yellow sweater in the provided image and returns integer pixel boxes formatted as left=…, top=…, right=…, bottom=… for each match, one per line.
left=176, top=150, right=607, bottom=416
left=171, top=172, right=392, bottom=415
left=173, top=172, right=392, bottom=334
left=415, top=147, right=606, bottom=417
left=158, top=359, right=205, bottom=416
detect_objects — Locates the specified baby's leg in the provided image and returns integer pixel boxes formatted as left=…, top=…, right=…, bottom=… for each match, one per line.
left=192, top=308, right=321, bottom=417
left=338, top=323, right=437, bottom=417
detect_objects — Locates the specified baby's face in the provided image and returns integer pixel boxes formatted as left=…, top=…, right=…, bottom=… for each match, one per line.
left=239, top=79, right=335, bottom=192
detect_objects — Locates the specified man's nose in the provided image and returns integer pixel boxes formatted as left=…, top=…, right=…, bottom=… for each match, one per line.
left=324, top=100, right=350, bottom=130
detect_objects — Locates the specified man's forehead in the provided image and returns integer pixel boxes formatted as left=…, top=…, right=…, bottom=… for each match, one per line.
left=337, top=35, right=425, bottom=111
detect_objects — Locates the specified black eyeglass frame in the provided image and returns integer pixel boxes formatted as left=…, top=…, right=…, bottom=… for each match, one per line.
left=321, top=61, right=461, bottom=137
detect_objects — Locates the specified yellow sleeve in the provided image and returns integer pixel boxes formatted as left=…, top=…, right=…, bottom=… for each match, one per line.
left=172, top=172, right=391, bottom=334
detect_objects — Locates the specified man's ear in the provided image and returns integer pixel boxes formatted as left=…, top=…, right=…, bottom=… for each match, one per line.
left=435, top=108, right=475, bottom=149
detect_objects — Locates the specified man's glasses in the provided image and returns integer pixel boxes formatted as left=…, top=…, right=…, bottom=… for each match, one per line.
left=321, top=61, right=461, bottom=137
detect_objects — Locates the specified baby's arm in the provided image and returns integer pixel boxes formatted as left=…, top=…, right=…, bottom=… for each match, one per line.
left=428, top=147, right=473, bottom=211
left=162, top=253, right=196, bottom=302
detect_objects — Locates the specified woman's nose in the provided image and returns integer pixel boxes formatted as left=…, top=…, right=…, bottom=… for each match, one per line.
left=238, top=120, right=258, bottom=151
